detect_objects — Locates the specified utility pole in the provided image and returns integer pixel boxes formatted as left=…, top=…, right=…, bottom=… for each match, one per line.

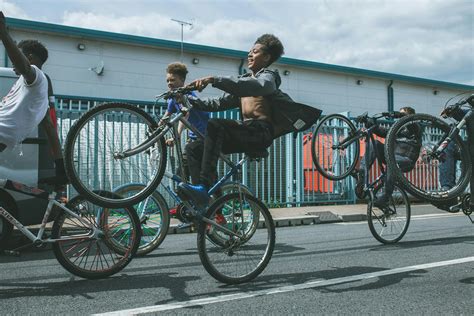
left=171, top=18, right=193, bottom=62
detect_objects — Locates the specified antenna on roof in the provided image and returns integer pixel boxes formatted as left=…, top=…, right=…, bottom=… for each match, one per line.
left=171, top=18, right=193, bottom=62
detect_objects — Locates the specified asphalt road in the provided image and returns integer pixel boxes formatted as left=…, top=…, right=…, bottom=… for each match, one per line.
left=1, top=210, right=473, bottom=315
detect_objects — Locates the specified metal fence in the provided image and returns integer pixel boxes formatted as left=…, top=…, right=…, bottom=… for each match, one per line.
left=55, top=95, right=356, bottom=208
left=56, top=95, right=466, bottom=208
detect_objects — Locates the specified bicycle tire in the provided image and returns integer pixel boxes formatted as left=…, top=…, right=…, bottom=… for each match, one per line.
left=311, top=114, right=360, bottom=180
left=197, top=192, right=275, bottom=284
left=52, top=192, right=141, bottom=279
left=385, top=113, right=471, bottom=202
left=367, top=184, right=411, bottom=244
left=64, top=102, right=167, bottom=208
left=114, top=184, right=170, bottom=256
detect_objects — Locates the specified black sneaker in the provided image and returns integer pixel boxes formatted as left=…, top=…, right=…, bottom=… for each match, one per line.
left=373, top=198, right=389, bottom=209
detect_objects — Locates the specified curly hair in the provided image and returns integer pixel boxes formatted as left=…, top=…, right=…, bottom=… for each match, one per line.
left=255, top=34, right=284, bottom=65
left=166, top=62, right=188, bottom=80
left=18, top=40, right=48, bottom=65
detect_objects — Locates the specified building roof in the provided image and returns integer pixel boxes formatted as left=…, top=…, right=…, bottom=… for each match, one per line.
left=6, top=17, right=473, bottom=91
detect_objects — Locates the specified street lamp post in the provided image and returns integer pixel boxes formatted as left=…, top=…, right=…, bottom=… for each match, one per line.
left=171, top=18, right=193, bottom=62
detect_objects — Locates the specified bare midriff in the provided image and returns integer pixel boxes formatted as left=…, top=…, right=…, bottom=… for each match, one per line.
left=240, top=96, right=272, bottom=123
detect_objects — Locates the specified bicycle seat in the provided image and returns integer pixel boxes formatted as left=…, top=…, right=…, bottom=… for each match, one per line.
left=245, top=150, right=269, bottom=159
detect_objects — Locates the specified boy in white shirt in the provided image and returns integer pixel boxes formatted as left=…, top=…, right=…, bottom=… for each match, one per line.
left=0, top=11, right=67, bottom=184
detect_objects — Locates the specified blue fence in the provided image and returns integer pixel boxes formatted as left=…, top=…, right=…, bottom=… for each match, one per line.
left=55, top=95, right=356, bottom=207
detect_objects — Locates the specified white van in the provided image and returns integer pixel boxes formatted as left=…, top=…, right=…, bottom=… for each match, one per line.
left=0, top=67, right=55, bottom=244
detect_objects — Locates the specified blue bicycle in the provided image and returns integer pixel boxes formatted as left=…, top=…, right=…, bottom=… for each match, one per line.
left=64, top=87, right=275, bottom=284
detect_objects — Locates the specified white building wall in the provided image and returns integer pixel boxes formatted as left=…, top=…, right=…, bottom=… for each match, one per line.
left=2, top=28, right=468, bottom=117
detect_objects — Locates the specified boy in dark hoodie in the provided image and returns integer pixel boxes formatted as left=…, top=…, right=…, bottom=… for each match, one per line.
left=178, top=34, right=321, bottom=205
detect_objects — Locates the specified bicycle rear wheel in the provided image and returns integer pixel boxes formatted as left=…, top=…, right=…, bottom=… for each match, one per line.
left=385, top=113, right=471, bottom=202
left=52, top=192, right=141, bottom=279
left=64, top=102, right=167, bottom=208
left=114, top=184, right=170, bottom=256
left=197, top=192, right=275, bottom=284
left=367, top=184, right=411, bottom=244
left=311, top=114, right=360, bottom=180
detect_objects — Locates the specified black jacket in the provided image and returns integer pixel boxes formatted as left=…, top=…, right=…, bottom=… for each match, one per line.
left=189, top=68, right=322, bottom=138
left=373, top=121, right=421, bottom=171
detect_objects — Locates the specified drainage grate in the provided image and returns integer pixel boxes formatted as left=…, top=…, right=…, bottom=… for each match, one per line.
left=306, top=211, right=342, bottom=223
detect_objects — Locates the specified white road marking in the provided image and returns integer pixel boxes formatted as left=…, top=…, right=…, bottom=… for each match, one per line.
left=93, top=256, right=474, bottom=315
left=336, top=212, right=462, bottom=225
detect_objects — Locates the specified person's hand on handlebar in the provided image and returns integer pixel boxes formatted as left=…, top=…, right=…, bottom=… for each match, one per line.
left=188, top=76, right=215, bottom=92
left=165, top=137, right=175, bottom=147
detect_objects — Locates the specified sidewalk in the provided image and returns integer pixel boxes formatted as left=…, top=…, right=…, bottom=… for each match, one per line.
left=167, top=203, right=369, bottom=233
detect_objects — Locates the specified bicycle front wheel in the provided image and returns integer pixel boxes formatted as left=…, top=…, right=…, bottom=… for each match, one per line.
left=311, top=114, right=360, bottom=180
left=385, top=113, right=471, bottom=202
left=367, top=184, right=411, bottom=244
left=52, top=192, right=141, bottom=279
left=114, top=184, right=170, bottom=256
left=197, top=192, right=275, bottom=284
left=64, top=102, right=167, bottom=208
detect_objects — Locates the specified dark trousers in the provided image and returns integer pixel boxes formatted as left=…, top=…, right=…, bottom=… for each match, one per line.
left=185, top=138, right=204, bottom=185
left=438, top=112, right=474, bottom=205
left=200, top=118, right=274, bottom=187
left=360, top=140, right=412, bottom=201
left=468, top=116, right=474, bottom=206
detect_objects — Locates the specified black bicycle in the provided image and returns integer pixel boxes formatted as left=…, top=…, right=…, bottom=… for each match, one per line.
left=311, top=112, right=410, bottom=244
left=385, top=94, right=473, bottom=218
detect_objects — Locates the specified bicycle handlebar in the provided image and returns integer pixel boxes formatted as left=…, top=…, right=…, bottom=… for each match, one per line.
left=156, top=85, right=198, bottom=100
left=355, top=111, right=402, bottom=124
left=441, top=94, right=474, bottom=118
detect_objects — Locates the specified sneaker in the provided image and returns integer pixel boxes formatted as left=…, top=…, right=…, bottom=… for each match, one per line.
left=177, top=183, right=210, bottom=207
left=207, top=213, right=228, bottom=232
left=177, top=222, right=193, bottom=229
left=373, top=196, right=389, bottom=210
left=169, top=207, right=177, bottom=217
left=352, top=170, right=365, bottom=199
left=215, top=213, right=227, bottom=225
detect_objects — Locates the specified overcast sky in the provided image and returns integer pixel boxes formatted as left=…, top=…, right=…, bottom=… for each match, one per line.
left=1, top=0, right=473, bottom=85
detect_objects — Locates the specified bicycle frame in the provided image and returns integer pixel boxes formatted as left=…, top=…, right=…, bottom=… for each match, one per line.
left=434, top=108, right=473, bottom=156
left=0, top=180, right=100, bottom=244
left=336, top=123, right=386, bottom=193
left=117, top=91, right=258, bottom=239
left=362, top=125, right=386, bottom=193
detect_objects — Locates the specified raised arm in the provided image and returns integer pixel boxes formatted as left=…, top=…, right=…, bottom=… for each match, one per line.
left=189, top=69, right=279, bottom=97
left=0, top=12, right=35, bottom=84
left=188, top=93, right=240, bottom=112
left=211, top=71, right=278, bottom=97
